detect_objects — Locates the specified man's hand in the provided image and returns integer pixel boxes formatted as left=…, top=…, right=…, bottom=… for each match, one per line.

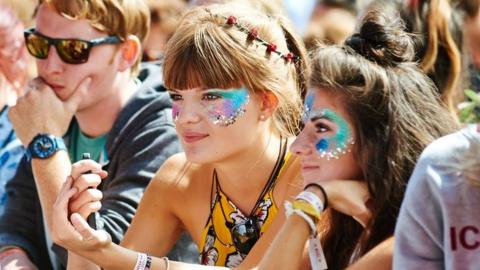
left=0, top=248, right=38, bottom=270
left=8, top=77, right=91, bottom=147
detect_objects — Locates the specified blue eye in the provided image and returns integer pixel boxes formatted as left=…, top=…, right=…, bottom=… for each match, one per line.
left=169, top=93, right=182, bottom=101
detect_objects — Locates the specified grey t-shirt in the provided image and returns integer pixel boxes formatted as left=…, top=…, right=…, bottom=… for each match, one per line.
left=394, top=124, right=480, bottom=270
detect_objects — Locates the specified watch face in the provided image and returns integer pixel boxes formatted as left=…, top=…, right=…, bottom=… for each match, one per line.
left=33, top=136, right=56, bottom=158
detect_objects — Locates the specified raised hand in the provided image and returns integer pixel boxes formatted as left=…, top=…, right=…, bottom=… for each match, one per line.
left=305, top=180, right=372, bottom=227
left=8, top=76, right=91, bottom=147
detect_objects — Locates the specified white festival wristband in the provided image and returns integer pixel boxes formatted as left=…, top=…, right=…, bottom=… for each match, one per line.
left=296, top=191, right=324, bottom=213
left=285, top=201, right=328, bottom=270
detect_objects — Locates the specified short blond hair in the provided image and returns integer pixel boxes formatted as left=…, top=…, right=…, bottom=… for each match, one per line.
left=163, top=3, right=309, bottom=137
left=39, top=0, right=150, bottom=75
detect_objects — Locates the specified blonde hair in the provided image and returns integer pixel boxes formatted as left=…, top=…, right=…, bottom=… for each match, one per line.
left=39, top=0, right=150, bottom=75
left=163, top=3, right=309, bottom=137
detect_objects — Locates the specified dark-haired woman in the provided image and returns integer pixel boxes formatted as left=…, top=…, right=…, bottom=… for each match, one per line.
left=259, top=9, right=456, bottom=269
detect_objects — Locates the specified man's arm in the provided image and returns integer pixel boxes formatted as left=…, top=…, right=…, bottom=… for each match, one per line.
left=31, top=152, right=72, bottom=235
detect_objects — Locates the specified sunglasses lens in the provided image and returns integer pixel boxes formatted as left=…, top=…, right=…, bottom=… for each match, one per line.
left=25, top=33, right=49, bottom=59
left=57, top=40, right=91, bottom=64
left=231, top=219, right=259, bottom=254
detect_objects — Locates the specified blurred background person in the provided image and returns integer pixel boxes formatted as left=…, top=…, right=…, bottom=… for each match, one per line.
left=143, top=0, right=188, bottom=62
left=375, top=0, right=467, bottom=120
left=0, top=2, right=29, bottom=214
left=303, top=0, right=357, bottom=50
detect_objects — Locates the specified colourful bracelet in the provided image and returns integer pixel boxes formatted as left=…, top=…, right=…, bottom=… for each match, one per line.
left=304, top=183, right=329, bottom=210
left=292, top=199, right=320, bottom=221
left=284, top=201, right=317, bottom=234
left=296, top=190, right=324, bottom=213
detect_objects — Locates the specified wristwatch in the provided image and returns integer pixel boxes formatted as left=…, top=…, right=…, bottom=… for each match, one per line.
left=26, top=133, right=67, bottom=161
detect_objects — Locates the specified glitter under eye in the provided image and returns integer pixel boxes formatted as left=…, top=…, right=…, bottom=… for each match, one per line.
left=172, top=103, right=180, bottom=121
left=308, top=108, right=355, bottom=160
left=205, top=87, right=250, bottom=127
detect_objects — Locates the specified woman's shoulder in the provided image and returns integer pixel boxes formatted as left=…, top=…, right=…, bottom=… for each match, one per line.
left=407, top=125, right=480, bottom=198
left=150, top=152, right=213, bottom=194
left=419, top=125, right=478, bottom=166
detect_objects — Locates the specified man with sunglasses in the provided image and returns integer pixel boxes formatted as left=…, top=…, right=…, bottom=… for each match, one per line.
left=0, top=1, right=184, bottom=269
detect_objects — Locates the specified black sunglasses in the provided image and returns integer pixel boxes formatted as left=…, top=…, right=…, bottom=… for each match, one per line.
left=24, top=28, right=122, bottom=64
left=228, top=218, right=260, bottom=254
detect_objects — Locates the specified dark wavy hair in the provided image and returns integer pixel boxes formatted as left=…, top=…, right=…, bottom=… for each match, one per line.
left=310, top=9, right=457, bottom=269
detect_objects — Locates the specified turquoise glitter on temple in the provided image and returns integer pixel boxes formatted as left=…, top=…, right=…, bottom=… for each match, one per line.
left=323, top=109, right=350, bottom=148
left=308, top=108, right=352, bottom=159
left=303, top=92, right=315, bottom=121
left=209, top=87, right=249, bottom=108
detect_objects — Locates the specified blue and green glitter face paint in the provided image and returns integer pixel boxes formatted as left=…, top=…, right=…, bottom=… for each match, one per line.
left=171, top=87, right=250, bottom=127
left=203, top=87, right=250, bottom=126
left=303, top=92, right=354, bottom=160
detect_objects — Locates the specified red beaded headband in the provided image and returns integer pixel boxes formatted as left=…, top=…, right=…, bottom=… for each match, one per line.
left=217, top=15, right=300, bottom=63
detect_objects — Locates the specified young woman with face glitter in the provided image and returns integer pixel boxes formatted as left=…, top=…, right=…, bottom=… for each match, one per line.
left=258, top=9, right=457, bottom=270
left=49, top=2, right=310, bottom=269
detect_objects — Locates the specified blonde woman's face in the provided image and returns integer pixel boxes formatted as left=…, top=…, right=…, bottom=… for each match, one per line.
left=291, top=88, right=363, bottom=185
left=168, top=86, right=265, bottom=163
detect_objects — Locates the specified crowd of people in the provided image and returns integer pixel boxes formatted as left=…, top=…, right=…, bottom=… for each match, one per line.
left=0, top=0, right=478, bottom=269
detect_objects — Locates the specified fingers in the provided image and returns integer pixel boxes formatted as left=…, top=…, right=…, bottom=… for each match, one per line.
left=65, top=77, right=91, bottom=112
left=70, top=213, right=110, bottom=245
left=77, top=201, right=102, bottom=220
left=71, top=213, right=96, bottom=241
left=72, top=173, right=104, bottom=195
left=69, top=188, right=103, bottom=217
left=70, top=159, right=108, bottom=180
left=54, top=177, right=78, bottom=212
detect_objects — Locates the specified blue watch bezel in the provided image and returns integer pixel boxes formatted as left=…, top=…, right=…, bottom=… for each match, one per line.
left=26, top=134, right=66, bottom=161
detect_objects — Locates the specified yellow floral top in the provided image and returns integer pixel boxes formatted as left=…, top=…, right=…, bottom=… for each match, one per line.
left=198, top=153, right=292, bottom=267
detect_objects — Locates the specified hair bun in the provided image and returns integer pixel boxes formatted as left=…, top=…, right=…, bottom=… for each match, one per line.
left=345, top=9, right=415, bottom=67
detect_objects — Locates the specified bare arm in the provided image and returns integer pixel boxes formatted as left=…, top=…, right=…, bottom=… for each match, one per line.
left=120, top=157, right=186, bottom=256
left=31, top=152, right=72, bottom=232
left=258, top=179, right=371, bottom=270
left=258, top=215, right=310, bottom=270
left=66, top=251, right=99, bottom=270
left=347, top=237, right=393, bottom=270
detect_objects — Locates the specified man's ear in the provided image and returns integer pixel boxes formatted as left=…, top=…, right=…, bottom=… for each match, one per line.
left=118, top=35, right=141, bottom=72
left=258, top=91, right=279, bottom=119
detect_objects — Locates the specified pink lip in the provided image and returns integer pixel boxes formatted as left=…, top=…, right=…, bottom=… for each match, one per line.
left=301, top=165, right=319, bottom=172
left=182, top=132, right=209, bottom=143
left=46, top=82, right=65, bottom=93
